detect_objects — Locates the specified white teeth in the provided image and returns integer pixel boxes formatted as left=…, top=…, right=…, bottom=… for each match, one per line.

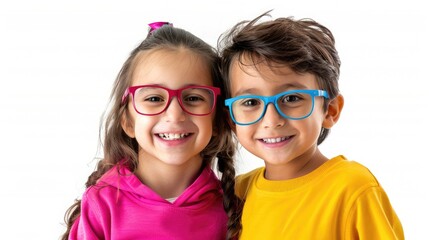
left=158, top=133, right=189, bottom=140
left=262, top=137, right=287, bottom=143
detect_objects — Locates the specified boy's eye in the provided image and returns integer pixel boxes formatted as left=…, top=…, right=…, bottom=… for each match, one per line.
left=239, top=98, right=261, bottom=107
left=281, top=94, right=302, bottom=103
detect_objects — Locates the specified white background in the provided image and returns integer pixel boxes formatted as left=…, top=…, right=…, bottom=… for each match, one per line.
left=1, top=0, right=427, bottom=239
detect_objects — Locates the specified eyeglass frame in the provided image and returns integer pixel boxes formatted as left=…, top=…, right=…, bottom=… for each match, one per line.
left=224, top=89, right=329, bottom=126
left=121, top=84, right=221, bottom=116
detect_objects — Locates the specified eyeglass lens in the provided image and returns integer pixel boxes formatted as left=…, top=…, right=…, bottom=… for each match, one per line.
left=133, top=87, right=215, bottom=115
left=231, top=92, right=315, bottom=124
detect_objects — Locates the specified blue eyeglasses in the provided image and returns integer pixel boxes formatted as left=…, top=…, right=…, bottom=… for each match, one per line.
left=224, top=89, right=329, bottom=126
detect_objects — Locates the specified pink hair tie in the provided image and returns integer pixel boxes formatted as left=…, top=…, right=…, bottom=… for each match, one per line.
left=148, top=22, right=173, bottom=34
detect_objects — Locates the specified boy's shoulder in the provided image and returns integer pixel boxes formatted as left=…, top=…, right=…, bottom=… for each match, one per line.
left=327, top=155, right=381, bottom=189
left=235, top=167, right=264, bottom=199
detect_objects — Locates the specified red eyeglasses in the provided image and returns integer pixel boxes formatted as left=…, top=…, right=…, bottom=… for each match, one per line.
left=122, top=85, right=221, bottom=116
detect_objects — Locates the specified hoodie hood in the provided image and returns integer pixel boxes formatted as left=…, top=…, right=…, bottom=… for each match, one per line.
left=71, top=162, right=228, bottom=239
left=96, top=162, right=223, bottom=208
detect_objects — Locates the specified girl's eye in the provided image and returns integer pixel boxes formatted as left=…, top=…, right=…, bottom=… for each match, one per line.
left=145, top=96, right=164, bottom=102
left=184, top=95, right=204, bottom=102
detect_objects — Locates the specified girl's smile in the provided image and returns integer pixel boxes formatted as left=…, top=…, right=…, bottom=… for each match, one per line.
left=155, top=131, right=194, bottom=147
left=157, top=132, right=192, bottom=141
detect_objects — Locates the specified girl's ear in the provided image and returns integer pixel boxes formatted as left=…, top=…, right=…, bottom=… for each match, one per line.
left=322, top=94, right=344, bottom=129
left=121, top=110, right=135, bottom=138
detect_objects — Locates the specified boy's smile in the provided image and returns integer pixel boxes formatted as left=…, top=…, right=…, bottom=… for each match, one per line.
left=259, top=135, right=293, bottom=147
left=229, top=57, right=331, bottom=180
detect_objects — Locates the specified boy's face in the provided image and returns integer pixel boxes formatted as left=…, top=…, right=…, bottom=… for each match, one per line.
left=228, top=58, right=337, bottom=175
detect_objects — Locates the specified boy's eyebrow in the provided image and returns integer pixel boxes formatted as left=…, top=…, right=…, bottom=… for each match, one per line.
left=233, top=83, right=309, bottom=96
left=233, top=88, right=260, bottom=96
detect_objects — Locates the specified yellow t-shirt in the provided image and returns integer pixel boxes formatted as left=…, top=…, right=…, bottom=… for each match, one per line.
left=235, top=155, right=404, bottom=240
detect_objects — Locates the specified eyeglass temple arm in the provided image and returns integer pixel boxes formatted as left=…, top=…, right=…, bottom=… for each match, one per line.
left=121, top=88, right=130, bottom=104
left=318, top=90, right=329, bottom=98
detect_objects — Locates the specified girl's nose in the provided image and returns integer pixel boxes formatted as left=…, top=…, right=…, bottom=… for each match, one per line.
left=164, top=97, right=186, bottom=122
left=261, top=104, right=285, bottom=128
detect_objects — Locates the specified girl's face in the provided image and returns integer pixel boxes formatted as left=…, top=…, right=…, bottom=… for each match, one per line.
left=228, top=57, right=336, bottom=177
left=123, top=49, right=215, bottom=170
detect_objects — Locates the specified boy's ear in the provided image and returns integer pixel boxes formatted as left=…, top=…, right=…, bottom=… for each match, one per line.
left=322, top=94, right=344, bottom=129
left=121, top=110, right=135, bottom=138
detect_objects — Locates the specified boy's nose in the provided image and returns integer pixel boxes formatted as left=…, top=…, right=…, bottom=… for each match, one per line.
left=164, top=97, right=186, bottom=122
left=262, top=104, right=285, bottom=128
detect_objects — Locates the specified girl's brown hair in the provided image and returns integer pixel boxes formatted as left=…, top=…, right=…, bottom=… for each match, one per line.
left=218, top=11, right=341, bottom=144
left=61, top=25, right=241, bottom=239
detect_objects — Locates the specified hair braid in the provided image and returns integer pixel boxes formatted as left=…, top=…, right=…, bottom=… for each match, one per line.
left=217, top=151, right=243, bottom=239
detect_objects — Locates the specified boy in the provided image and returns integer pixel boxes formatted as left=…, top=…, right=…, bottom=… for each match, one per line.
left=218, top=12, right=404, bottom=239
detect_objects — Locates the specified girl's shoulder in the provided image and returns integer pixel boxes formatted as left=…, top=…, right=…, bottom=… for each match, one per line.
left=83, top=164, right=136, bottom=200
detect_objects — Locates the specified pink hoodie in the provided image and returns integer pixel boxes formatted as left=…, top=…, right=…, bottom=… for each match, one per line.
left=69, top=163, right=227, bottom=239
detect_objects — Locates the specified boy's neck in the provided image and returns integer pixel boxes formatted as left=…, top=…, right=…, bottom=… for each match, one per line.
left=264, top=149, right=328, bottom=181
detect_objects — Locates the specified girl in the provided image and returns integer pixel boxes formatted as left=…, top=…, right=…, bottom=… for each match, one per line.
left=61, top=22, right=241, bottom=239
left=218, top=12, right=404, bottom=239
